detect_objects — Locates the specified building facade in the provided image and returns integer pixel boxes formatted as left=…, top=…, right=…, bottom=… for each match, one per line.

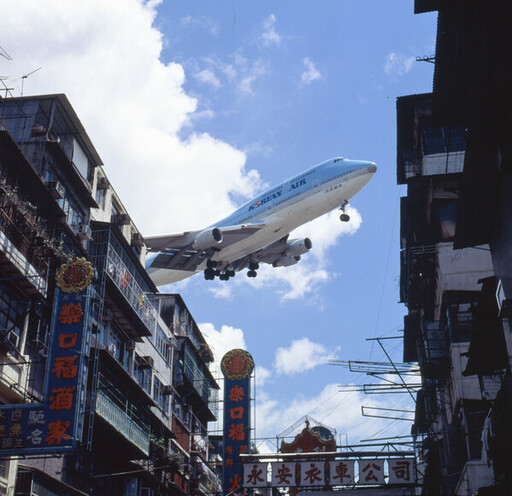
left=399, top=1, right=512, bottom=494
left=0, top=94, right=220, bottom=496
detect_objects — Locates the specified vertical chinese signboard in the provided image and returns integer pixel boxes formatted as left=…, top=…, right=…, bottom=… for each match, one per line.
left=221, top=349, right=254, bottom=496
left=0, top=258, right=94, bottom=455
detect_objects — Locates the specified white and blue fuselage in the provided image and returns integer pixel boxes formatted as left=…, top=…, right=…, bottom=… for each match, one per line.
left=147, top=157, right=377, bottom=284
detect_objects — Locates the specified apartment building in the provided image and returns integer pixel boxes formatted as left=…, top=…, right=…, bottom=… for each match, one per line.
left=0, top=94, right=220, bottom=496
left=398, top=2, right=512, bottom=492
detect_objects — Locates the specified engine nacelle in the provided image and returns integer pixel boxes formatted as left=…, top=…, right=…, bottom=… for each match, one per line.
left=273, top=255, right=301, bottom=267
left=192, top=227, right=223, bottom=250
left=285, top=238, right=312, bottom=257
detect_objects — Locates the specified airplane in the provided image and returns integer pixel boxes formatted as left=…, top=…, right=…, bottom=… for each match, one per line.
left=145, top=157, right=377, bottom=285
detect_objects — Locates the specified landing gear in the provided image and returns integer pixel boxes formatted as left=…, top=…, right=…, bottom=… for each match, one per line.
left=247, top=261, right=259, bottom=278
left=204, top=264, right=235, bottom=281
left=339, top=200, right=350, bottom=222
left=219, top=270, right=235, bottom=281
left=206, top=259, right=218, bottom=269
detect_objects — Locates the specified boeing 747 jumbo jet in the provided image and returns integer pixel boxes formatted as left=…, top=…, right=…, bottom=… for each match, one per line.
left=145, top=157, right=377, bottom=285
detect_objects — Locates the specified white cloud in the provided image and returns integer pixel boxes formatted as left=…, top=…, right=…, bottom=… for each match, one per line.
left=384, top=52, right=415, bottom=77
left=208, top=283, right=234, bottom=300
left=239, top=59, right=267, bottom=95
left=261, top=14, right=281, bottom=47
left=201, top=56, right=238, bottom=83
left=301, top=57, right=322, bottom=85
left=194, top=68, right=221, bottom=89
left=255, top=382, right=412, bottom=443
left=0, top=0, right=263, bottom=235
left=255, top=365, right=272, bottom=388
left=180, top=15, right=219, bottom=37
left=274, top=338, right=339, bottom=375
left=291, top=206, right=362, bottom=265
left=199, top=322, right=247, bottom=365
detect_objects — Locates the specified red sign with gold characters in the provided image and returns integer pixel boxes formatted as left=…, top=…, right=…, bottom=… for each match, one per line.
left=55, top=257, right=95, bottom=294
left=221, top=349, right=254, bottom=380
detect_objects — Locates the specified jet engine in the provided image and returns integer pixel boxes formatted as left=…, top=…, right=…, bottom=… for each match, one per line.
left=285, top=237, right=312, bottom=257
left=273, top=255, right=301, bottom=267
left=192, top=227, right=223, bottom=250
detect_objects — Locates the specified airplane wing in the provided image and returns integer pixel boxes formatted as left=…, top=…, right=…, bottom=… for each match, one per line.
left=146, top=222, right=266, bottom=273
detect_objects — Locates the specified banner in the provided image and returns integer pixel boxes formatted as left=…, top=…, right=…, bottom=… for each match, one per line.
left=243, top=457, right=416, bottom=488
left=221, top=349, right=254, bottom=496
left=0, top=258, right=94, bottom=455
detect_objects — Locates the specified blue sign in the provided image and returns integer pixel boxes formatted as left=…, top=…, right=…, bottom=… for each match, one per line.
left=0, top=258, right=94, bottom=455
left=221, top=349, right=254, bottom=496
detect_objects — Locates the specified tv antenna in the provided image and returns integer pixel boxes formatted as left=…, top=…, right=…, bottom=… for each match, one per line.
left=21, top=67, right=42, bottom=96
left=0, top=46, right=13, bottom=61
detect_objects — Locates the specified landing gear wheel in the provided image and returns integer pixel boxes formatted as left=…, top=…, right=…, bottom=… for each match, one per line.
left=204, top=268, right=215, bottom=280
left=219, top=272, right=229, bottom=281
left=249, top=262, right=259, bottom=271
left=339, top=200, right=349, bottom=222
left=247, top=270, right=257, bottom=278
left=206, top=259, right=218, bottom=269
left=227, top=270, right=235, bottom=278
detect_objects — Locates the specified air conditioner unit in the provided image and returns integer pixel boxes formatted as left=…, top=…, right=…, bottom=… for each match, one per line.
left=162, top=385, right=173, bottom=396
left=76, top=223, right=92, bottom=240
left=47, top=180, right=64, bottom=199
left=131, top=232, right=144, bottom=247
left=96, top=177, right=109, bottom=190
left=114, top=213, right=130, bottom=225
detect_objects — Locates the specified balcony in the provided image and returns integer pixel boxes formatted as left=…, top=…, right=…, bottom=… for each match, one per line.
left=435, top=243, right=494, bottom=304
left=94, top=359, right=151, bottom=456
left=95, top=389, right=150, bottom=456
left=178, top=341, right=219, bottom=420
left=90, top=222, right=158, bottom=338
left=192, top=454, right=221, bottom=496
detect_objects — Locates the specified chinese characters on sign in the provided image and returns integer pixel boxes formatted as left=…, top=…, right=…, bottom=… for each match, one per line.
left=243, top=458, right=415, bottom=488
left=271, top=462, right=296, bottom=487
left=221, top=349, right=254, bottom=496
left=0, top=258, right=94, bottom=455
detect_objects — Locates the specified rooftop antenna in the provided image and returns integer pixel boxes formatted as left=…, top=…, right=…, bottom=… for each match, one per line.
left=21, top=67, right=42, bottom=96
left=0, top=46, right=13, bottom=61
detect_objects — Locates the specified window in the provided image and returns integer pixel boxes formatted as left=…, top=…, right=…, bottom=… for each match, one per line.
left=95, top=187, right=106, bottom=209
left=134, top=355, right=152, bottom=395
left=421, top=117, right=466, bottom=155
left=155, top=325, right=171, bottom=364
left=0, top=284, right=26, bottom=351
left=153, top=375, right=169, bottom=414
left=57, top=193, right=84, bottom=229
left=107, top=324, right=132, bottom=372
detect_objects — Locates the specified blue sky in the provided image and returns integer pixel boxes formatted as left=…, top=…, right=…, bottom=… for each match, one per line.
left=0, top=0, right=436, bottom=446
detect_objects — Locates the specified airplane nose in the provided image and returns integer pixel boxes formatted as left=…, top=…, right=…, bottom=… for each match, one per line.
left=367, top=163, right=377, bottom=173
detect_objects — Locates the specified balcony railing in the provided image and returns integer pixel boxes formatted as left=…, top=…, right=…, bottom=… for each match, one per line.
left=95, top=372, right=150, bottom=455
left=91, top=223, right=158, bottom=336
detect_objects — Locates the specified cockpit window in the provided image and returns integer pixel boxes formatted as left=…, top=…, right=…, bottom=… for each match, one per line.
left=333, top=158, right=344, bottom=163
